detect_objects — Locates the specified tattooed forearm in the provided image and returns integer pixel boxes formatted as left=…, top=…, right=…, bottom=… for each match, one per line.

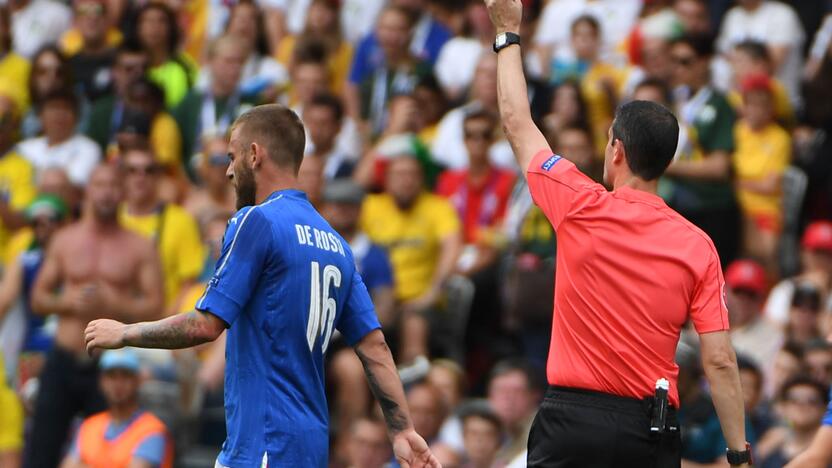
left=356, top=345, right=411, bottom=435
left=123, top=311, right=217, bottom=349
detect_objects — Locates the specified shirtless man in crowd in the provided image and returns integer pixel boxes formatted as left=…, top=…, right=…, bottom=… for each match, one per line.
left=24, top=164, right=163, bottom=468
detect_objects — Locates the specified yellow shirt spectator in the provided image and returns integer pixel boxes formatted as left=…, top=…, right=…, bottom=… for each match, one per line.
left=120, top=204, right=204, bottom=307
left=150, top=112, right=183, bottom=171
left=0, top=151, right=36, bottom=260
left=360, top=192, right=460, bottom=301
left=733, top=121, right=791, bottom=224
left=0, top=352, right=23, bottom=455
left=0, top=53, right=31, bottom=112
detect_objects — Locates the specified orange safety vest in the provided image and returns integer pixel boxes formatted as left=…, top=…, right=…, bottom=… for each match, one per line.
left=78, top=411, right=174, bottom=468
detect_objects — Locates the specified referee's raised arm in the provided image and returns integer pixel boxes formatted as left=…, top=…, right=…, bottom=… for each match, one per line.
left=485, top=0, right=549, bottom=174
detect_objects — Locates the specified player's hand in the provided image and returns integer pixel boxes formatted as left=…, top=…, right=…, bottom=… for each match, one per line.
left=484, top=0, right=522, bottom=34
left=392, top=429, right=441, bottom=468
left=85, top=319, right=128, bottom=355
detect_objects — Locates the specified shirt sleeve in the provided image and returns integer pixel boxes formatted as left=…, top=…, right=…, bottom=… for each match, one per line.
left=824, top=388, right=832, bottom=426
left=526, top=149, right=603, bottom=230
left=689, top=250, right=730, bottom=334
left=337, top=270, right=381, bottom=345
left=132, top=433, right=166, bottom=466
left=196, top=207, right=272, bottom=327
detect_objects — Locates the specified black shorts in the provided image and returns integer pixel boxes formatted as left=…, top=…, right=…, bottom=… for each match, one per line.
left=527, top=386, right=681, bottom=468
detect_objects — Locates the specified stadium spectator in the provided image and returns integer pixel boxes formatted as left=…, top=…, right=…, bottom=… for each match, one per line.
left=60, top=348, right=173, bottom=468
left=804, top=339, right=832, bottom=385
left=765, top=220, right=832, bottom=326
left=486, top=359, right=540, bottom=465
left=25, top=164, right=163, bottom=467
left=433, top=1, right=494, bottom=101
left=276, top=0, right=353, bottom=96
left=432, top=53, right=514, bottom=170
left=64, top=0, right=118, bottom=103
left=550, top=124, right=599, bottom=182
left=0, top=352, right=22, bottom=468
left=769, top=342, right=806, bottom=400
left=118, top=146, right=204, bottom=313
left=345, top=417, right=394, bottom=468
left=353, top=6, right=432, bottom=136
left=9, top=0, right=71, bottom=59
left=173, top=35, right=252, bottom=176
left=184, top=136, right=238, bottom=220
left=758, top=376, right=829, bottom=467
left=674, top=0, right=712, bottom=35
left=542, top=80, right=591, bottom=147
left=665, top=34, right=740, bottom=266
left=84, top=44, right=150, bottom=155
left=131, top=2, right=194, bottom=108
left=304, top=93, right=357, bottom=179
left=716, top=0, right=805, bottom=106
left=725, top=259, right=783, bottom=371
left=0, top=95, right=35, bottom=254
left=785, top=282, right=824, bottom=347
left=214, top=0, right=288, bottom=102
left=728, top=40, right=794, bottom=127
left=459, top=400, right=503, bottom=468
left=17, top=89, right=102, bottom=187
left=407, top=382, right=447, bottom=444
left=0, top=7, right=30, bottom=113
left=21, top=46, right=73, bottom=138
left=360, top=153, right=461, bottom=365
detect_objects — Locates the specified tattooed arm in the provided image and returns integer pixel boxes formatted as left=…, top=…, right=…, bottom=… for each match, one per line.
left=354, top=330, right=440, bottom=468
left=84, top=310, right=226, bottom=352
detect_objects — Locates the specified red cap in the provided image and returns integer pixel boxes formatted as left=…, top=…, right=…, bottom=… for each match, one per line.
left=725, top=259, right=767, bottom=296
left=740, top=73, right=773, bottom=95
left=802, top=221, right=832, bottom=252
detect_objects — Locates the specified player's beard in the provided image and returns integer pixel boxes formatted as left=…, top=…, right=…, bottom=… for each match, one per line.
left=235, top=160, right=257, bottom=210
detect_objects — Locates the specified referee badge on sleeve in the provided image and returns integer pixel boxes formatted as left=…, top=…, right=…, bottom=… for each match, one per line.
left=541, top=155, right=562, bottom=171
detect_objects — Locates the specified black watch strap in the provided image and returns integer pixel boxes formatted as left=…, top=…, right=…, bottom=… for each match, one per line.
left=726, top=442, right=753, bottom=465
left=493, top=32, right=521, bottom=53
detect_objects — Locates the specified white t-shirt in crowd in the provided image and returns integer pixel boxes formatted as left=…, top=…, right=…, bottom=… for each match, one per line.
left=17, top=134, right=102, bottom=186
left=434, top=38, right=485, bottom=99
left=431, top=102, right=516, bottom=171
left=533, top=0, right=642, bottom=65
left=716, top=1, right=805, bottom=106
left=11, top=0, right=72, bottom=58
left=340, top=0, right=386, bottom=45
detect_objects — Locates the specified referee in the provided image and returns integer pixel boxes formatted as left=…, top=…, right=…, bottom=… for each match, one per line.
left=485, top=1, right=750, bottom=467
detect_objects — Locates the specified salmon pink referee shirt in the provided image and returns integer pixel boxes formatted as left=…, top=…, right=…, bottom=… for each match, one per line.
left=527, top=150, right=730, bottom=407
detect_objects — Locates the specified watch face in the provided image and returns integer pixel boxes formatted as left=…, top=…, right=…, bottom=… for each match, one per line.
left=496, top=34, right=507, bottom=47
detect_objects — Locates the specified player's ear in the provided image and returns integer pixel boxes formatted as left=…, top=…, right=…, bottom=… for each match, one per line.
left=249, top=142, right=262, bottom=169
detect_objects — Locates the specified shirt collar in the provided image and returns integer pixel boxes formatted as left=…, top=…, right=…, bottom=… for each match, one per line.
left=613, top=186, right=666, bottom=207
left=265, top=189, right=306, bottom=202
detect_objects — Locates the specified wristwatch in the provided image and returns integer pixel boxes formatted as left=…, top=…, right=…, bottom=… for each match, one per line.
left=726, top=442, right=753, bottom=465
left=493, top=32, right=521, bottom=53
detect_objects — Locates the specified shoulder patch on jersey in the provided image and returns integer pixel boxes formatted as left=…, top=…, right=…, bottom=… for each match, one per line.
left=541, top=154, right=562, bottom=171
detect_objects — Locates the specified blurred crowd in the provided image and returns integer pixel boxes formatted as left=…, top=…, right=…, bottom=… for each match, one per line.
left=0, top=0, right=831, bottom=466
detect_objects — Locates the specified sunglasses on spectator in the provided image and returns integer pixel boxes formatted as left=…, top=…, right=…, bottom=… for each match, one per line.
left=125, top=164, right=159, bottom=176
left=672, top=55, right=696, bottom=67
left=464, top=130, right=492, bottom=141
left=785, top=395, right=824, bottom=406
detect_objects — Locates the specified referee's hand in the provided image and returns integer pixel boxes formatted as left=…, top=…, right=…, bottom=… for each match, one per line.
left=392, top=429, right=442, bottom=468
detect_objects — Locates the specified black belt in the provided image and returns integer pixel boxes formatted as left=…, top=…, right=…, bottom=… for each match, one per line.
left=545, top=385, right=679, bottom=432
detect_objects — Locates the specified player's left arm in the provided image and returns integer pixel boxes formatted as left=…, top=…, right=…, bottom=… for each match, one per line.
left=85, top=310, right=226, bottom=352
left=354, top=329, right=440, bottom=468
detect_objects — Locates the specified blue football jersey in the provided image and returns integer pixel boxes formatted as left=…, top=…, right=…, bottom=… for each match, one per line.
left=196, top=190, right=380, bottom=468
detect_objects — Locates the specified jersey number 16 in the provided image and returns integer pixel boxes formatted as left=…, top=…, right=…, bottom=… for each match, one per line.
left=306, top=261, right=342, bottom=354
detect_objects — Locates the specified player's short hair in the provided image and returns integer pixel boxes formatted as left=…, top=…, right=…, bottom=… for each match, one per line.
left=611, top=100, right=679, bottom=181
left=232, top=104, right=306, bottom=175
